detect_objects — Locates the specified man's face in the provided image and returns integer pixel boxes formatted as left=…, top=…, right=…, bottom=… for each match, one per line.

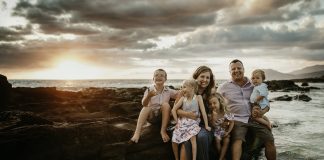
left=230, top=62, right=244, bottom=82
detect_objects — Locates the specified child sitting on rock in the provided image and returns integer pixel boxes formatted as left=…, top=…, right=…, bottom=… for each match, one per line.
left=209, top=93, right=234, bottom=160
left=130, top=69, right=178, bottom=143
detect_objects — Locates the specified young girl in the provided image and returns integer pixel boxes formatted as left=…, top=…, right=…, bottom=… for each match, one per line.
left=209, top=93, right=234, bottom=160
left=250, top=69, right=271, bottom=129
left=171, top=79, right=211, bottom=160
left=130, top=69, right=178, bottom=143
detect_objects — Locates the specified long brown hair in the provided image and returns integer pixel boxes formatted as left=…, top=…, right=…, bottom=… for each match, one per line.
left=192, top=66, right=215, bottom=100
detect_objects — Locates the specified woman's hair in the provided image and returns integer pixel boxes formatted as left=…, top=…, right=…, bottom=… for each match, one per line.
left=252, top=69, right=266, bottom=80
left=182, top=79, right=198, bottom=93
left=208, top=92, right=228, bottom=114
left=192, top=66, right=215, bottom=99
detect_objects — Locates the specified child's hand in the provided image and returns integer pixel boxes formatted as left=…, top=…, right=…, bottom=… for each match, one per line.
left=252, top=106, right=261, bottom=118
left=205, top=126, right=211, bottom=131
left=147, top=88, right=157, bottom=98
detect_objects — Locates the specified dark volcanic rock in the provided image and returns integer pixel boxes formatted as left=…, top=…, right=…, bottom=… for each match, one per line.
left=0, top=74, right=12, bottom=110
left=294, top=94, right=312, bottom=102
left=265, top=80, right=300, bottom=91
left=0, top=87, right=177, bottom=160
left=272, top=95, right=293, bottom=101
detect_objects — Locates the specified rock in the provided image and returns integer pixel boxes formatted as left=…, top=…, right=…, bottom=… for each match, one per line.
left=0, top=74, right=12, bottom=110
left=301, top=82, right=309, bottom=86
left=265, top=80, right=301, bottom=91
left=0, top=111, right=53, bottom=130
left=272, top=95, right=293, bottom=101
left=0, top=86, right=265, bottom=159
left=293, top=94, right=312, bottom=102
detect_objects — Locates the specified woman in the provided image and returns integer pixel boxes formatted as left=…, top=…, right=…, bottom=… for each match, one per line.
left=176, top=66, right=215, bottom=160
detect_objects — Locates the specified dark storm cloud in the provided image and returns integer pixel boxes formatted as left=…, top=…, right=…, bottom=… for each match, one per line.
left=13, top=0, right=98, bottom=35
left=0, top=25, right=32, bottom=41
left=221, top=0, right=317, bottom=25
left=0, top=43, right=58, bottom=69
left=1, top=0, right=324, bottom=74
left=11, top=0, right=238, bottom=36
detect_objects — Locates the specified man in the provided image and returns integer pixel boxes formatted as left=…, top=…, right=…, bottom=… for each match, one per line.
left=217, top=59, right=276, bottom=160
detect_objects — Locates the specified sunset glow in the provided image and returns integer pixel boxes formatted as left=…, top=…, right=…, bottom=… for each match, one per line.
left=31, top=59, right=105, bottom=80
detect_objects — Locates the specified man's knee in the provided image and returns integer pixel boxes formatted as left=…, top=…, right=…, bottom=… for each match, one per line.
left=264, top=140, right=276, bottom=149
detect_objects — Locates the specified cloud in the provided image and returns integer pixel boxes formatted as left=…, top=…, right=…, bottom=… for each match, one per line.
left=1, top=0, right=324, bottom=78
left=0, top=25, right=32, bottom=41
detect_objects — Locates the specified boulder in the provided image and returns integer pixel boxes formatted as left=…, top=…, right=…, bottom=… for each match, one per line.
left=265, top=80, right=300, bottom=91
left=293, top=94, right=312, bottom=102
left=272, top=95, right=293, bottom=101
left=0, top=74, right=12, bottom=110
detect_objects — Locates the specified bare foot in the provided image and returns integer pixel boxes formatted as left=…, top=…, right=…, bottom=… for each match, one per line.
left=160, top=131, right=170, bottom=143
left=130, top=133, right=140, bottom=143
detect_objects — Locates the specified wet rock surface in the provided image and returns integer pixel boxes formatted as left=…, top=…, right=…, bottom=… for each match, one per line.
left=0, top=87, right=174, bottom=160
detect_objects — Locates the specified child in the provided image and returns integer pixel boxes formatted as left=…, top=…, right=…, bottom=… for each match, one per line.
left=130, top=69, right=178, bottom=143
left=209, top=93, right=234, bottom=160
left=171, top=79, right=211, bottom=160
left=250, top=69, right=271, bottom=129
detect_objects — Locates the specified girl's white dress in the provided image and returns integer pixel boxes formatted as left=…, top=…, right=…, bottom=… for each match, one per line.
left=172, top=95, right=201, bottom=143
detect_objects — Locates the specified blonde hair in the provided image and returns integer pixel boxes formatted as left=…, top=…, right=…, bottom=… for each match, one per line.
left=208, top=92, right=229, bottom=114
left=182, top=79, right=198, bottom=93
left=252, top=69, right=265, bottom=80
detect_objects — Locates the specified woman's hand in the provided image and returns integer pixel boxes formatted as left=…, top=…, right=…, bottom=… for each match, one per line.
left=187, top=111, right=198, bottom=120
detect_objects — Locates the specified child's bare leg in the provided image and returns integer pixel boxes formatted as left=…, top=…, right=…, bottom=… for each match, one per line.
left=130, top=106, right=152, bottom=143
left=180, top=144, right=187, bottom=160
left=219, top=136, right=230, bottom=160
left=263, top=115, right=272, bottom=129
left=215, top=138, right=221, bottom=154
left=190, top=136, right=197, bottom=160
left=160, top=102, right=171, bottom=142
left=172, top=142, right=179, bottom=160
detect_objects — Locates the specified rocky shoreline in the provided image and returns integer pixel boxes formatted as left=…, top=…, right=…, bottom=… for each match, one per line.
left=0, top=74, right=320, bottom=160
left=1, top=78, right=174, bottom=159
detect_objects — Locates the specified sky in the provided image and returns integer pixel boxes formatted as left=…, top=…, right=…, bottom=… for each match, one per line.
left=1, top=0, right=324, bottom=80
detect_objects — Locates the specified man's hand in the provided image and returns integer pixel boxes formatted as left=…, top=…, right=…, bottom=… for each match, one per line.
left=221, top=119, right=230, bottom=129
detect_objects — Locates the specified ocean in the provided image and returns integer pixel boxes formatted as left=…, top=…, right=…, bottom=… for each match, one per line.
left=8, top=79, right=324, bottom=159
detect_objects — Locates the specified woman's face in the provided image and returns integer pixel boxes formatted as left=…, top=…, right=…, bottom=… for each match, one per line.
left=196, top=71, right=210, bottom=89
